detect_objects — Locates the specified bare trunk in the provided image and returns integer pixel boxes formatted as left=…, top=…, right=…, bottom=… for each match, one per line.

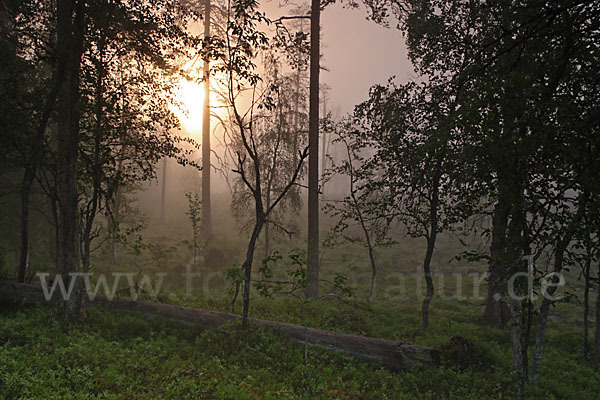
left=109, top=185, right=121, bottom=265
left=583, top=252, right=591, bottom=358
left=160, top=157, right=167, bottom=223
left=292, top=68, right=300, bottom=165
left=18, top=169, right=34, bottom=282
left=263, top=176, right=270, bottom=260
left=530, top=200, right=585, bottom=384
left=484, top=174, right=511, bottom=326
left=509, top=297, right=525, bottom=399
left=421, top=172, right=440, bottom=329
left=305, top=0, right=320, bottom=299
left=201, top=0, right=212, bottom=238
left=241, top=218, right=264, bottom=327
left=292, top=20, right=303, bottom=166
left=530, top=288, right=552, bottom=384
left=366, top=245, right=376, bottom=302
left=81, top=44, right=104, bottom=274
left=56, top=0, right=85, bottom=320
left=595, top=262, right=600, bottom=363
left=18, top=53, right=65, bottom=283
left=421, top=234, right=436, bottom=329
left=263, top=223, right=270, bottom=260
left=320, top=92, right=327, bottom=196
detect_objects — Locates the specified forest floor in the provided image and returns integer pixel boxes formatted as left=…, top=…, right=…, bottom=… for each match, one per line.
left=1, top=212, right=598, bottom=398
left=1, top=293, right=598, bottom=399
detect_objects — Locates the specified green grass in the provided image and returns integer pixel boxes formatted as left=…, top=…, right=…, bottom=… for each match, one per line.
left=1, top=209, right=598, bottom=399
left=1, top=295, right=598, bottom=399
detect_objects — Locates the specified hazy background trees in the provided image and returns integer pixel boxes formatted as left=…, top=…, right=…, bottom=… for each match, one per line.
left=0, top=0, right=599, bottom=396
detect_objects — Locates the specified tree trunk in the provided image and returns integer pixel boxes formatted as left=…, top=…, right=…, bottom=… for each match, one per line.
left=530, top=200, right=585, bottom=384
left=421, top=234, right=436, bottom=329
left=263, top=222, right=270, bottom=260
left=56, top=0, right=85, bottom=320
left=421, top=172, right=440, bottom=329
left=292, top=19, right=304, bottom=167
left=320, top=90, right=327, bottom=196
left=81, top=44, right=104, bottom=274
left=160, top=157, right=167, bottom=223
left=201, top=0, right=212, bottom=238
left=18, top=52, right=65, bottom=283
left=509, top=297, right=525, bottom=399
left=241, top=217, right=264, bottom=327
left=484, top=175, right=511, bottom=326
left=305, top=0, right=320, bottom=299
left=109, top=184, right=121, bottom=265
left=18, top=169, right=34, bottom=282
left=583, top=249, right=591, bottom=358
left=530, top=277, right=554, bottom=384
left=595, top=262, right=600, bottom=364
left=366, top=245, right=376, bottom=303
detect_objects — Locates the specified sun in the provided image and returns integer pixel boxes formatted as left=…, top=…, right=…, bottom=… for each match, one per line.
left=173, top=79, right=204, bottom=134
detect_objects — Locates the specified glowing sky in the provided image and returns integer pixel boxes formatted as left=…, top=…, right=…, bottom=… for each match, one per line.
left=319, top=3, right=414, bottom=115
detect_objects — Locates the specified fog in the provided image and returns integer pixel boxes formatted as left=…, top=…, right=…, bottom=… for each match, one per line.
left=138, top=1, right=414, bottom=234
left=2, top=2, right=597, bottom=395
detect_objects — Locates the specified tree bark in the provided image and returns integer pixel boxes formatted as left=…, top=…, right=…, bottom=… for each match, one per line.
left=0, top=280, right=440, bottom=370
left=509, top=297, right=525, bottom=399
left=292, top=17, right=304, bottom=168
left=365, top=245, right=377, bottom=303
left=18, top=59, right=66, bottom=283
left=305, top=0, right=320, bottom=299
left=201, top=0, right=212, bottom=238
left=109, top=182, right=121, bottom=265
left=595, top=262, right=600, bottom=364
left=530, top=199, right=585, bottom=384
left=421, top=172, right=440, bottom=329
left=583, top=244, right=591, bottom=358
left=18, top=169, right=34, bottom=282
left=81, top=52, right=104, bottom=275
left=241, top=215, right=264, bottom=327
left=160, top=157, right=167, bottom=223
left=483, top=172, right=511, bottom=326
left=320, top=88, right=327, bottom=196
left=421, top=234, right=436, bottom=329
left=55, top=0, right=85, bottom=320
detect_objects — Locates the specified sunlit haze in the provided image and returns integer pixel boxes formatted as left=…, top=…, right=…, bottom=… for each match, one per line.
left=1, top=2, right=596, bottom=396
left=173, top=78, right=204, bottom=134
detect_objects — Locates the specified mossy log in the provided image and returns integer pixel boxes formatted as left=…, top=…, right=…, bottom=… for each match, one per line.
left=0, top=280, right=439, bottom=370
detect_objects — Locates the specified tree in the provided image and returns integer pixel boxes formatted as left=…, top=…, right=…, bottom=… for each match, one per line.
left=596, top=263, right=600, bottom=364
left=206, top=0, right=309, bottom=327
left=301, top=0, right=399, bottom=299
left=2, top=0, right=198, bottom=312
left=54, top=0, right=86, bottom=319
left=305, top=0, right=321, bottom=299
left=75, top=0, right=196, bottom=275
left=348, top=80, right=477, bottom=327
left=0, top=0, right=61, bottom=283
left=323, top=118, right=393, bottom=302
left=184, top=191, right=203, bottom=266
left=230, top=52, right=306, bottom=259
left=385, top=0, right=600, bottom=392
left=202, top=0, right=212, bottom=237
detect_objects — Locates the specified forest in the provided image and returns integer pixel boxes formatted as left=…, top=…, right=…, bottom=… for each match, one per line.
left=0, top=0, right=599, bottom=399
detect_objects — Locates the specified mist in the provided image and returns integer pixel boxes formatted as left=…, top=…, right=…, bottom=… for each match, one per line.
left=1, top=1, right=599, bottom=398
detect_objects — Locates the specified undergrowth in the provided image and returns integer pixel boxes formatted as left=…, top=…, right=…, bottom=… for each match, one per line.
left=1, top=298, right=598, bottom=399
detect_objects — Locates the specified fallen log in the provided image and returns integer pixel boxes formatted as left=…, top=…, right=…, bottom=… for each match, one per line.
left=0, top=281, right=439, bottom=370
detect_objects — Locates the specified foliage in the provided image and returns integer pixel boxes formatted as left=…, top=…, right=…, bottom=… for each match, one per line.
left=1, top=299, right=599, bottom=399
left=184, top=191, right=203, bottom=263
left=229, top=52, right=307, bottom=239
